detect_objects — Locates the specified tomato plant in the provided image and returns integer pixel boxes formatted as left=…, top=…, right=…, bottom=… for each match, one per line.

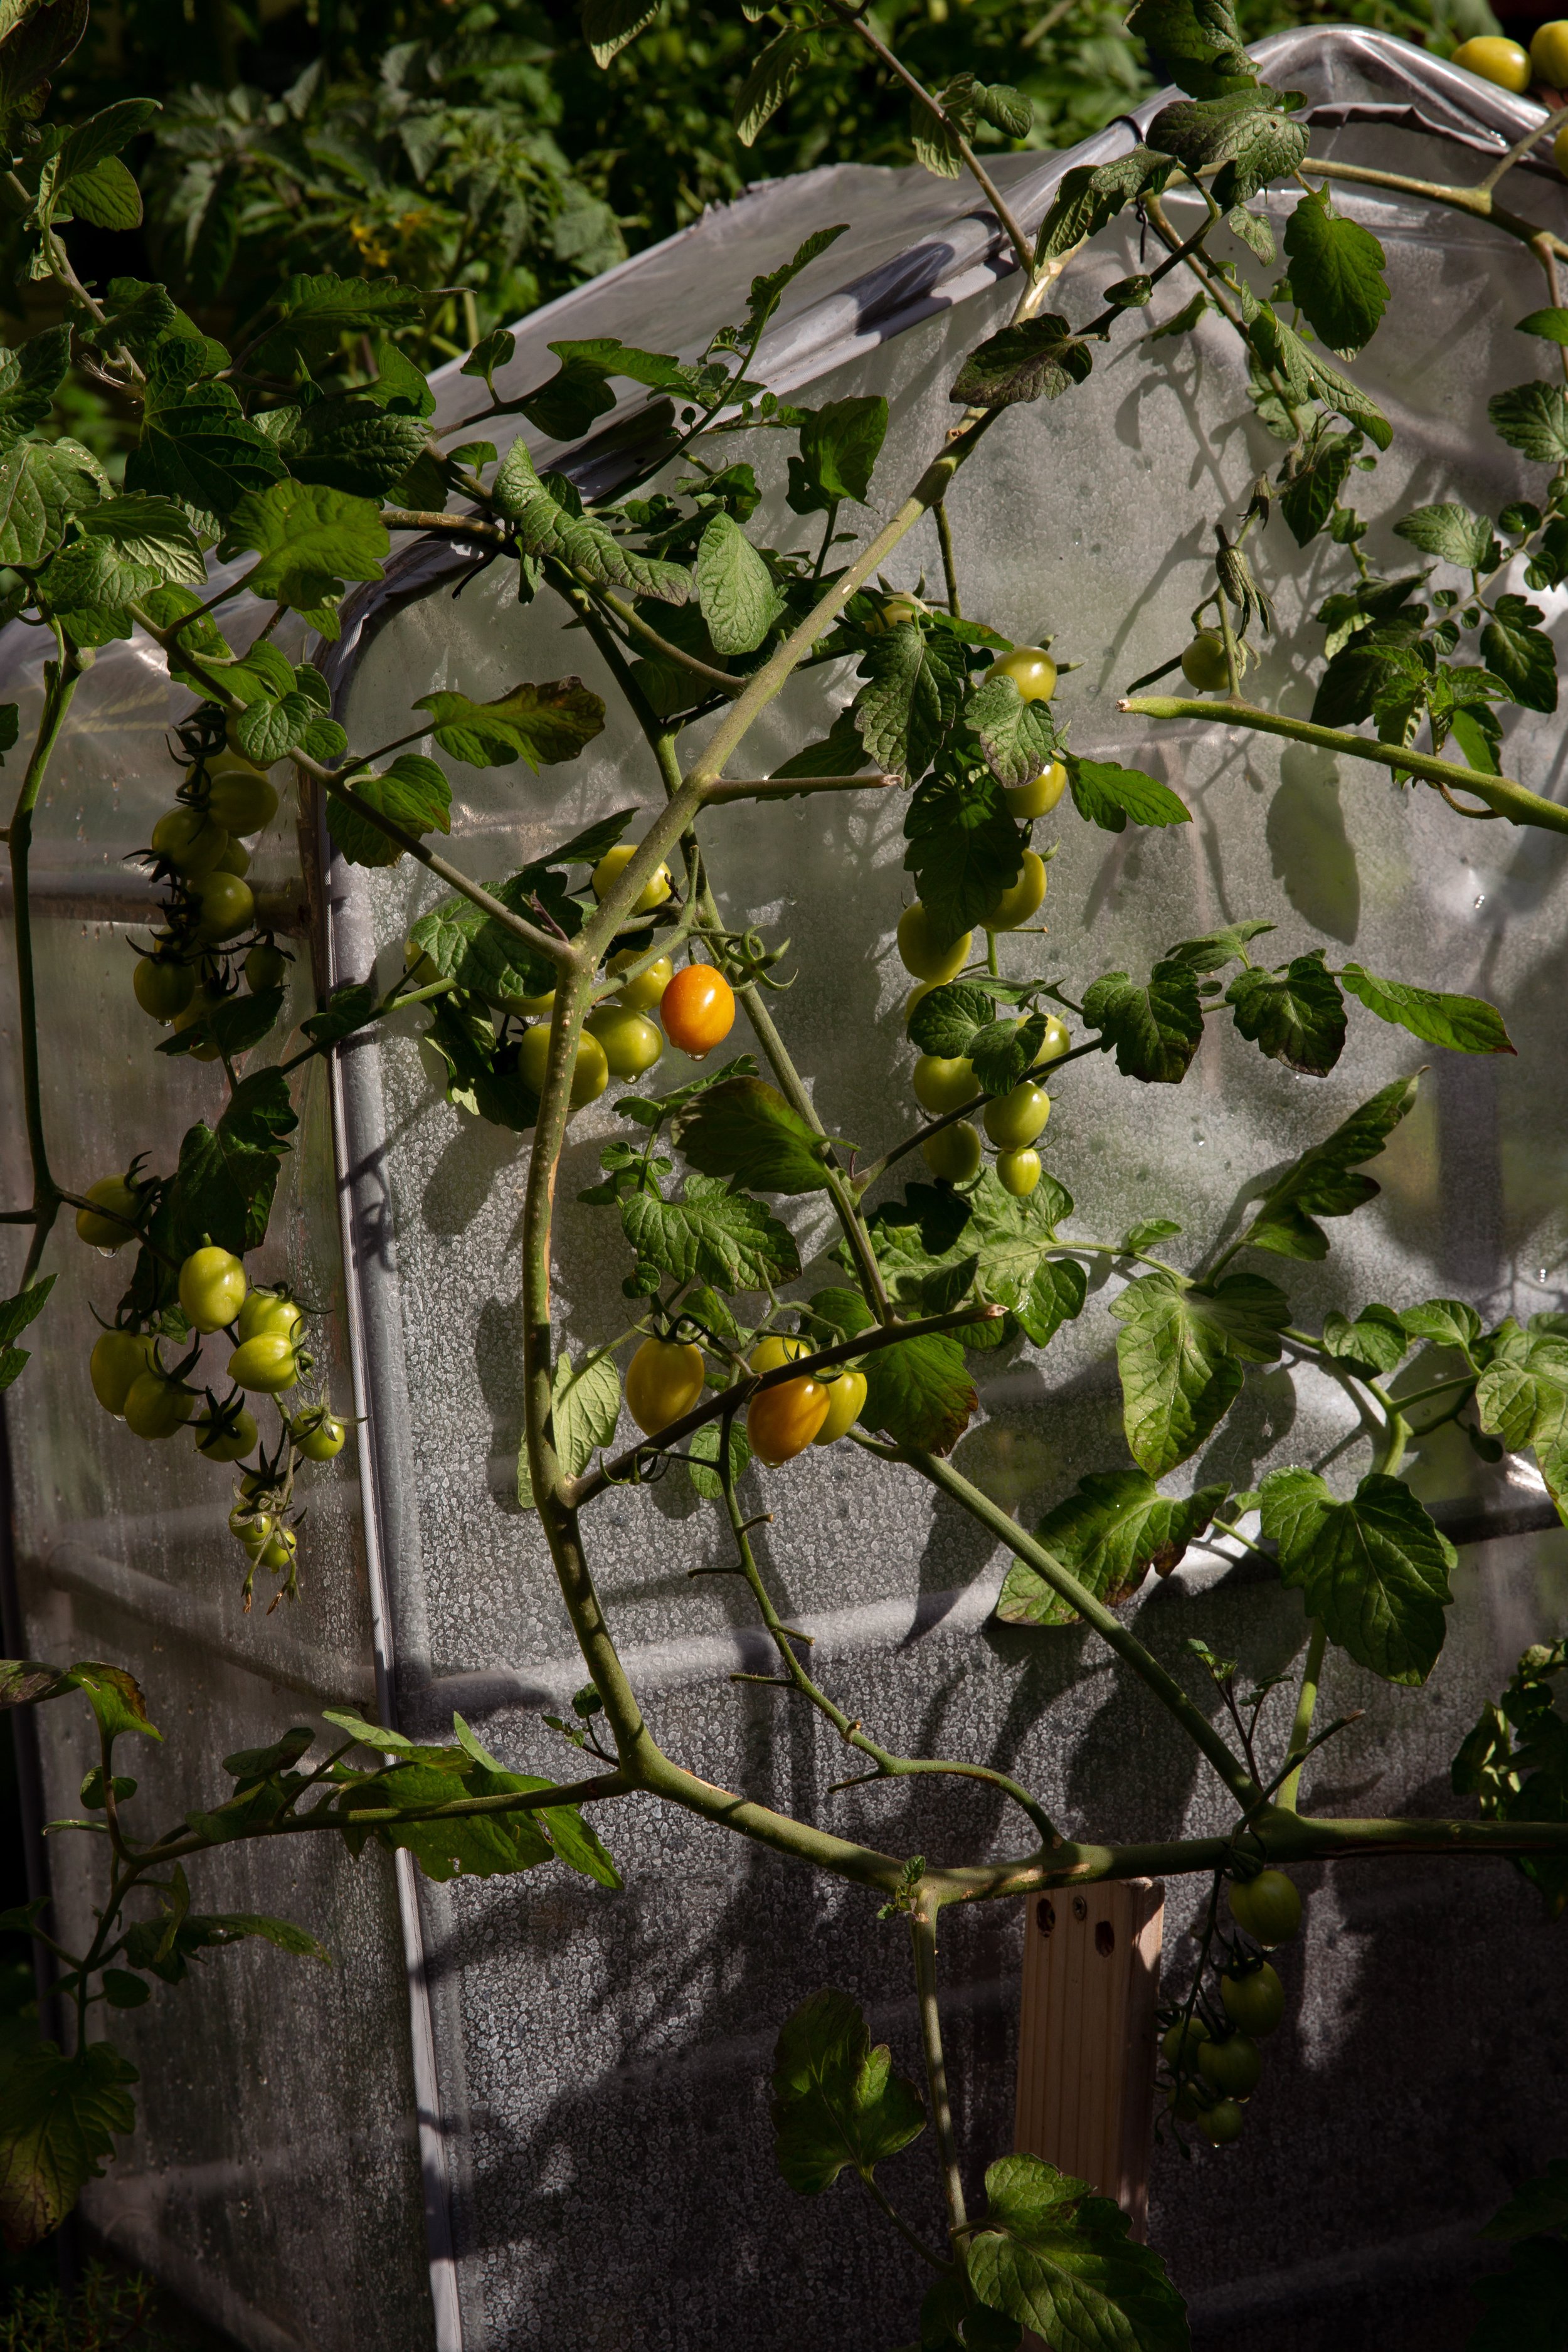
left=4, top=3, right=1568, bottom=2339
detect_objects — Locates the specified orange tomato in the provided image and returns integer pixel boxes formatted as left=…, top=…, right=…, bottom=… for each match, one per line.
left=661, top=963, right=736, bottom=1058
left=625, top=1337, right=706, bottom=1435
left=747, top=1376, right=829, bottom=1465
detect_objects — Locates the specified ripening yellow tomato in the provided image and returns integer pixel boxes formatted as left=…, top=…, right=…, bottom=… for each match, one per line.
left=1557, top=121, right=1568, bottom=176
left=1037, top=1014, right=1071, bottom=1066
left=996, top=1147, right=1041, bottom=1198
left=178, top=1244, right=248, bottom=1334
left=913, top=1054, right=977, bottom=1115
left=812, top=1370, right=867, bottom=1445
left=1004, top=763, right=1067, bottom=820
left=610, top=950, right=674, bottom=1014
left=75, top=1176, right=140, bottom=1250
left=747, top=1375, right=829, bottom=1465
left=897, top=904, right=971, bottom=982
left=1451, top=34, right=1530, bottom=91
left=865, top=593, right=927, bottom=634
left=983, top=1081, right=1051, bottom=1150
left=591, top=841, right=672, bottom=913
left=625, top=1337, right=707, bottom=1434
left=518, top=1022, right=610, bottom=1108
left=1532, top=19, right=1568, bottom=83
left=90, top=1330, right=156, bottom=1415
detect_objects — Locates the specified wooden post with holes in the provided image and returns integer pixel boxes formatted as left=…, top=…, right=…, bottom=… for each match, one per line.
left=1014, top=1879, right=1165, bottom=2240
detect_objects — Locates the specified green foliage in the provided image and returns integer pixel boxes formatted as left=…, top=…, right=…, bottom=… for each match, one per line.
left=997, top=1471, right=1229, bottom=1626
left=0, top=2040, right=139, bottom=2254
left=1260, top=1468, right=1455, bottom=1684
left=771, top=1989, right=926, bottom=2196
left=965, top=2155, right=1189, bottom=2350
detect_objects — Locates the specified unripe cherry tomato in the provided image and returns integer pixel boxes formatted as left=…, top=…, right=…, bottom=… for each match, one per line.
left=747, top=1374, right=829, bottom=1465
left=1451, top=34, right=1530, bottom=90
left=591, top=841, right=672, bottom=914
left=179, top=1244, right=247, bottom=1333
left=1198, top=2033, right=1262, bottom=2099
left=292, top=1406, right=347, bottom=1461
left=610, top=950, right=674, bottom=1014
left=258, top=1527, right=298, bottom=1574
left=982, top=849, right=1047, bottom=932
left=214, top=837, right=251, bottom=879
left=1181, top=632, right=1231, bottom=692
left=1228, top=1868, right=1302, bottom=1946
left=1197, top=2098, right=1245, bottom=2146
left=229, top=1334, right=300, bottom=1393
left=1167, top=2080, right=1213, bottom=2122
left=190, top=870, right=255, bottom=943
left=90, top=1330, right=155, bottom=1415
left=984, top=1081, right=1051, bottom=1150
left=866, top=593, right=926, bottom=634
left=660, top=964, right=735, bottom=1059
left=1037, top=1013, right=1071, bottom=1066
left=1557, top=122, right=1568, bottom=177
left=172, top=988, right=225, bottom=1061
left=921, top=1121, right=982, bottom=1182
left=518, top=1022, right=610, bottom=1107
left=913, top=1054, right=977, bottom=1115
left=625, top=1337, right=706, bottom=1435
left=812, top=1369, right=867, bottom=1445
left=904, top=980, right=940, bottom=1034
left=195, top=1405, right=258, bottom=1462
left=1532, top=20, right=1568, bottom=83
left=245, top=942, right=287, bottom=994
left=1220, top=1962, right=1285, bottom=2037
left=75, top=1176, right=140, bottom=1249
left=996, top=1147, right=1041, bottom=1198
left=586, top=1004, right=664, bottom=1079
left=230, top=1502, right=273, bottom=1550
left=1161, top=2016, right=1210, bottom=2070
left=1004, top=762, right=1068, bottom=820
left=124, top=1370, right=196, bottom=1440
left=236, top=1288, right=303, bottom=1346
left=897, top=904, right=970, bottom=983
left=151, top=804, right=229, bottom=876
left=989, top=645, right=1057, bottom=702
left=205, top=765, right=278, bottom=834
left=134, top=956, right=194, bottom=1024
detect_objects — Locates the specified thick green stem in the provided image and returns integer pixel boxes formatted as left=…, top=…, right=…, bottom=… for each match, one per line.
left=911, top=1900, right=968, bottom=2241
left=1278, top=1623, right=1327, bottom=1814
left=9, top=648, right=82, bottom=1283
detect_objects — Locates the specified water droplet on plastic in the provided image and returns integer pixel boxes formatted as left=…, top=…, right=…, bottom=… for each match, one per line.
left=95, top=1244, right=118, bottom=1260
left=1474, top=895, right=1485, bottom=909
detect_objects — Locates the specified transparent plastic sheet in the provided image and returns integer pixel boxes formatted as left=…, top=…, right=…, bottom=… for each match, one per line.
left=2, top=25, right=1568, bottom=2351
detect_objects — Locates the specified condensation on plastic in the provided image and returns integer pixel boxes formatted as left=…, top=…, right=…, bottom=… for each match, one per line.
left=3, top=26, right=1568, bottom=2352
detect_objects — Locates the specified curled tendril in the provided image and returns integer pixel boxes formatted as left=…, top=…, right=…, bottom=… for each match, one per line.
left=708, top=925, right=795, bottom=992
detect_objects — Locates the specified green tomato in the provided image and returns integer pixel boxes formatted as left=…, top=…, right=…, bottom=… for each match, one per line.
left=517, top=1022, right=610, bottom=1108
left=244, top=941, right=287, bottom=993
left=151, top=803, right=229, bottom=876
left=236, top=1288, right=303, bottom=1346
left=123, top=1371, right=196, bottom=1441
left=178, top=1244, right=248, bottom=1334
left=897, top=903, right=971, bottom=983
left=812, top=1369, right=867, bottom=1445
left=586, top=1004, right=664, bottom=1079
left=983, top=1081, right=1051, bottom=1150
left=1004, top=762, right=1067, bottom=821
left=133, top=956, right=194, bottom=1024
left=1198, top=2034, right=1262, bottom=2099
left=610, top=951, right=674, bottom=1015
left=189, top=870, right=255, bottom=943
left=913, top=1054, right=977, bottom=1115
left=230, top=1501, right=273, bottom=1550
left=205, top=766, right=278, bottom=834
left=1180, top=632, right=1231, bottom=692
left=194, top=1406, right=258, bottom=1463
left=228, top=1334, right=300, bottom=1394
left=1219, top=1963, right=1285, bottom=2037
left=258, top=1527, right=299, bottom=1574
left=1229, top=1868, right=1302, bottom=1946
left=921, top=1121, right=982, bottom=1184
left=1166, top=2080, right=1213, bottom=2122
left=1532, top=20, right=1568, bottom=83
left=989, top=645, right=1057, bottom=702
left=75, top=1176, right=140, bottom=1250
left=995, top=1147, right=1041, bottom=1199
left=293, top=1406, right=347, bottom=1461
left=1160, top=2016, right=1210, bottom=2071
left=1450, top=34, right=1531, bottom=90
left=1197, top=2098, right=1245, bottom=2146
left=213, top=837, right=251, bottom=878
left=90, top=1330, right=156, bottom=1415
left=591, top=841, right=671, bottom=913
left=981, top=850, right=1047, bottom=932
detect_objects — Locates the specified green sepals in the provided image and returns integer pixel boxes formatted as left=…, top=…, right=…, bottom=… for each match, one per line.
left=949, top=314, right=1093, bottom=411
left=908, top=980, right=997, bottom=1059
left=1031, top=148, right=1171, bottom=265
left=1481, top=593, right=1558, bottom=714
left=1339, top=964, right=1514, bottom=1056
left=1082, top=961, right=1204, bottom=1084
left=679, top=1077, right=838, bottom=1196
left=414, top=679, right=607, bottom=769
left=1237, top=1075, right=1417, bottom=1261
left=964, top=673, right=1058, bottom=788
left=1279, top=431, right=1359, bottom=548
left=733, top=29, right=810, bottom=147
left=325, top=756, right=452, bottom=869
left=621, top=1176, right=800, bottom=1293
left=1281, top=187, right=1389, bottom=355
left=1489, top=381, right=1568, bottom=466
left=0, top=1274, right=54, bottom=1394
left=903, top=767, right=1022, bottom=936
left=1453, top=1639, right=1568, bottom=1919
left=246, top=272, right=426, bottom=374
left=695, top=511, right=781, bottom=656
left=997, top=1470, right=1229, bottom=1626
left=222, top=479, right=389, bottom=608
left=1225, top=951, right=1346, bottom=1076
left=517, top=1350, right=621, bottom=1508
left=1065, top=755, right=1189, bottom=832
left=1259, top=1468, right=1454, bottom=1685
left=1473, top=1320, right=1568, bottom=1522
left=965, top=2153, right=1190, bottom=2352
left=0, top=2039, right=140, bottom=2254
left=787, top=395, right=888, bottom=513
left=1318, top=1303, right=1409, bottom=1377
left=1112, top=1270, right=1287, bottom=1476
left=770, top=1989, right=926, bottom=2196
left=856, top=624, right=972, bottom=782
left=1393, top=501, right=1498, bottom=572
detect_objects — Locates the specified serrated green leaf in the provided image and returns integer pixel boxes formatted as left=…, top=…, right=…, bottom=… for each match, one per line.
left=223, top=478, right=388, bottom=606
left=998, top=1470, right=1228, bottom=1625
left=1167, top=920, right=1275, bottom=973
left=1240, top=1076, right=1417, bottom=1260
left=696, top=511, right=779, bottom=656
left=1250, top=305, right=1392, bottom=449
left=790, top=395, right=887, bottom=511
left=1490, top=380, right=1568, bottom=465
left=771, top=1989, right=926, bottom=2195
left=60, top=151, right=140, bottom=230
left=1481, top=594, right=1558, bottom=714
left=734, top=28, right=809, bottom=146
left=1279, top=432, right=1357, bottom=547
left=908, top=980, right=997, bottom=1059
left=862, top=1327, right=977, bottom=1454
left=1226, top=953, right=1346, bottom=1075
left=414, top=679, right=605, bottom=769
left=1318, top=1303, right=1409, bottom=1376
left=1083, top=961, right=1204, bottom=1083
left=41, top=492, right=203, bottom=618
left=280, top=396, right=430, bottom=499
left=581, top=0, right=660, bottom=64
left=1401, top=1298, right=1481, bottom=1352
left=249, top=272, right=425, bottom=373
left=968, top=1013, right=1047, bottom=1096
left=128, top=374, right=286, bottom=517
left=903, top=768, right=1020, bottom=938
left=686, top=1417, right=751, bottom=1500
left=965, top=674, right=1057, bottom=788
left=1281, top=188, right=1387, bottom=354
left=490, top=438, right=689, bottom=603
left=679, top=1078, right=834, bottom=1195
left=967, top=2154, right=1190, bottom=2352
left=1340, top=965, right=1514, bottom=1055
left=1392, top=502, right=1497, bottom=571
left=1066, top=756, right=1189, bottom=833
left=65, top=1663, right=162, bottom=1749
left=950, top=315, right=1093, bottom=411
left=1475, top=1319, right=1568, bottom=1521
left=0, top=2040, right=139, bottom=2252
left=856, top=624, right=971, bottom=781
left=1259, top=1467, right=1454, bottom=1684
left=1112, top=1271, right=1286, bottom=1476
left=326, top=756, right=451, bottom=869
left=1149, top=88, right=1305, bottom=183
left=0, top=326, right=70, bottom=454
left=0, top=435, right=104, bottom=568
left=1032, top=148, right=1171, bottom=265
left=622, top=1181, right=800, bottom=1291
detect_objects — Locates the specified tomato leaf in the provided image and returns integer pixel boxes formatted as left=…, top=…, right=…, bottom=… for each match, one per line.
left=1279, top=431, right=1357, bottom=547
left=1340, top=965, right=1514, bottom=1056
left=1475, top=1318, right=1568, bottom=1522
left=490, top=437, right=689, bottom=603
left=1453, top=1639, right=1568, bottom=1920
left=950, top=314, right=1093, bottom=411
left=964, top=673, right=1059, bottom=787
left=997, top=1470, right=1229, bottom=1626
left=1260, top=1468, right=1454, bottom=1685
left=679, top=1078, right=837, bottom=1195
left=965, top=2153, right=1190, bottom=2352
left=789, top=394, right=888, bottom=512
left=695, top=511, right=780, bottom=656
left=908, top=980, right=998, bottom=1059
left=1237, top=1075, right=1417, bottom=1261
left=1083, top=961, right=1204, bottom=1083
left=0, top=2040, right=139, bottom=2253
left=519, top=1348, right=622, bottom=1507
left=856, top=624, right=972, bottom=781
left=903, top=767, right=1022, bottom=936
left=771, top=1989, right=926, bottom=2195
left=1490, top=380, right=1568, bottom=466
left=621, top=1180, right=800, bottom=1293
left=326, top=755, right=452, bottom=869
left=1225, top=951, right=1346, bottom=1075
left=1318, top=1303, right=1410, bottom=1377
left=1112, top=1271, right=1286, bottom=1476
left=1032, top=147, right=1172, bottom=264
left=415, top=678, right=606, bottom=770
left=223, top=477, right=389, bottom=605
left=861, top=1327, right=977, bottom=1454
left=1481, top=592, right=1559, bottom=713
left=1281, top=186, right=1388, bottom=354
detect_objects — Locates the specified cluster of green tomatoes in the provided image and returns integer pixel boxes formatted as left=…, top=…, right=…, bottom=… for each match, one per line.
left=1160, top=1868, right=1303, bottom=2149
left=898, top=644, right=1069, bottom=1199
left=1449, top=17, right=1568, bottom=159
